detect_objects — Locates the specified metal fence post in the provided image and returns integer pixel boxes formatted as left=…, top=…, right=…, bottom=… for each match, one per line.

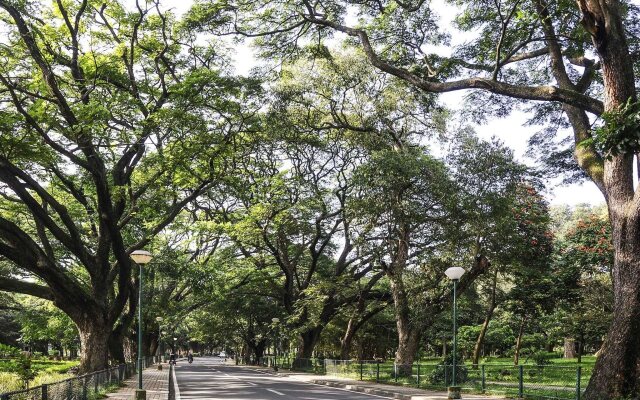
left=41, top=384, right=48, bottom=400
left=376, top=361, right=380, bottom=383
left=518, top=365, right=524, bottom=398
left=481, top=365, right=486, bottom=393
left=576, top=366, right=582, bottom=400
left=417, top=363, right=420, bottom=386
left=95, top=372, right=99, bottom=393
left=394, top=363, right=398, bottom=383
left=66, top=379, right=73, bottom=398
left=445, top=365, right=448, bottom=387
left=360, top=360, right=363, bottom=381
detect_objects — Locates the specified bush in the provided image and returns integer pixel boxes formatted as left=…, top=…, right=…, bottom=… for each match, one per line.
left=429, top=354, right=468, bottom=385
left=532, top=351, right=552, bottom=368
left=14, top=355, right=37, bottom=388
left=0, top=344, right=20, bottom=359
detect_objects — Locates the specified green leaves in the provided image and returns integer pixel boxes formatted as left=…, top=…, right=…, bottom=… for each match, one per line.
left=590, top=98, right=640, bottom=159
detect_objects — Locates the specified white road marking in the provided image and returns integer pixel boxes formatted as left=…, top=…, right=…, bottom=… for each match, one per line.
left=304, top=381, right=393, bottom=399
left=223, top=372, right=242, bottom=380
left=266, top=388, right=286, bottom=396
left=242, top=367, right=280, bottom=376
left=172, top=365, right=182, bottom=400
left=235, top=365, right=393, bottom=399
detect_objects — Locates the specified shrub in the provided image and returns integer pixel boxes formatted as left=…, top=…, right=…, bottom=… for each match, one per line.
left=14, top=356, right=37, bottom=388
left=429, top=354, right=468, bottom=385
left=0, top=344, right=20, bottom=359
left=532, top=351, right=552, bottom=368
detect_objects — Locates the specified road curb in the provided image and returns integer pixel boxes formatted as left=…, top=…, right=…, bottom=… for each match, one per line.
left=311, top=380, right=413, bottom=399
left=243, top=366, right=289, bottom=378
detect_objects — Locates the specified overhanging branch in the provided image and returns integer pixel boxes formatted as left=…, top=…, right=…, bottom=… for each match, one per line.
left=0, top=277, right=54, bottom=300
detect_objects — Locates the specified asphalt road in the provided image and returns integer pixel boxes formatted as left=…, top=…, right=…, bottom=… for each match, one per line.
left=174, top=356, right=391, bottom=399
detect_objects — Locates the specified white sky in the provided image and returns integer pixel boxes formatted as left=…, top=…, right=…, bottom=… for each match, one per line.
left=152, top=0, right=640, bottom=208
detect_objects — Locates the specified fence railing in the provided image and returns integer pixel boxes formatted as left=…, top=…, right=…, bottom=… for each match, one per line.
left=323, top=360, right=589, bottom=400
left=0, top=356, right=159, bottom=400
left=258, top=356, right=325, bottom=373
left=251, top=357, right=588, bottom=400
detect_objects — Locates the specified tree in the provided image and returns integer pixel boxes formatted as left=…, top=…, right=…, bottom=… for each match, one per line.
left=0, top=0, right=257, bottom=371
left=204, top=130, right=379, bottom=358
left=195, top=51, right=422, bottom=359
left=16, top=297, right=79, bottom=358
left=350, top=145, right=462, bottom=375
left=205, top=0, right=640, bottom=395
left=550, top=206, right=613, bottom=361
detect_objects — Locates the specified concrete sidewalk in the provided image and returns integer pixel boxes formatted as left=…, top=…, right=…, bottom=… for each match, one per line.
left=106, top=364, right=170, bottom=400
left=244, top=364, right=501, bottom=400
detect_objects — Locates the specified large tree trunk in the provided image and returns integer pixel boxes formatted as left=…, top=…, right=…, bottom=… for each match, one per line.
left=340, top=317, right=358, bottom=360
left=390, top=268, right=419, bottom=376
left=386, top=224, right=418, bottom=377
left=340, top=297, right=365, bottom=360
left=395, top=328, right=420, bottom=377
left=340, top=300, right=386, bottom=360
left=564, top=338, right=577, bottom=359
left=297, top=326, right=323, bottom=359
left=584, top=212, right=640, bottom=398
left=472, top=270, right=498, bottom=367
left=108, top=283, right=136, bottom=363
left=108, top=331, right=126, bottom=363
left=578, top=1, right=640, bottom=398
left=149, top=335, right=159, bottom=357
left=252, top=339, right=266, bottom=361
left=77, top=318, right=111, bottom=373
left=513, top=315, right=527, bottom=366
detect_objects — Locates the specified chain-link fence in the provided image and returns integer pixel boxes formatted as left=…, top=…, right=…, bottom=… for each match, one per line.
left=0, top=356, right=159, bottom=400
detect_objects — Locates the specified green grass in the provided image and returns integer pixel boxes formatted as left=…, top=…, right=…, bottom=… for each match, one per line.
left=0, top=358, right=78, bottom=374
left=0, top=359, right=79, bottom=394
left=0, top=371, right=22, bottom=393
left=322, top=356, right=593, bottom=400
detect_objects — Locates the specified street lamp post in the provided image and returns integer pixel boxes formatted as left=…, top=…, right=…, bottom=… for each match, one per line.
left=445, top=266, right=465, bottom=400
left=272, top=318, right=280, bottom=371
left=131, top=250, right=153, bottom=400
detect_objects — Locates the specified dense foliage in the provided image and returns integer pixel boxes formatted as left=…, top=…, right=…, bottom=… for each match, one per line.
left=0, top=0, right=628, bottom=398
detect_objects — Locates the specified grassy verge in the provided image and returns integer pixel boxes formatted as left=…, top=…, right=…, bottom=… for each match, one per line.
left=0, top=359, right=79, bottom=394
left=322, top=358, right=591, bottom=400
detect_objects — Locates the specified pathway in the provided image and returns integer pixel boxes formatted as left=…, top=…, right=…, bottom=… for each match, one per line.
left=106, top=364, right=170, bottom=400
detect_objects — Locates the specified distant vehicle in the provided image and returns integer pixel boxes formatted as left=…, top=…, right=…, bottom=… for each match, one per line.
left=219, top=351, right=226, bottom=357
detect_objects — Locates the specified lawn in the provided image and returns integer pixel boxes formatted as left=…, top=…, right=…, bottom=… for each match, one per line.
left=0, top=359, right=79, bottom=393
left=321, top=354, right=595, bottom=400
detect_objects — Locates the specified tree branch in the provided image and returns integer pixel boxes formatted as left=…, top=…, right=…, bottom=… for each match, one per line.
left=0, top=277, right=54, bottom=301
left=301, top=13, right=604, bottom=116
